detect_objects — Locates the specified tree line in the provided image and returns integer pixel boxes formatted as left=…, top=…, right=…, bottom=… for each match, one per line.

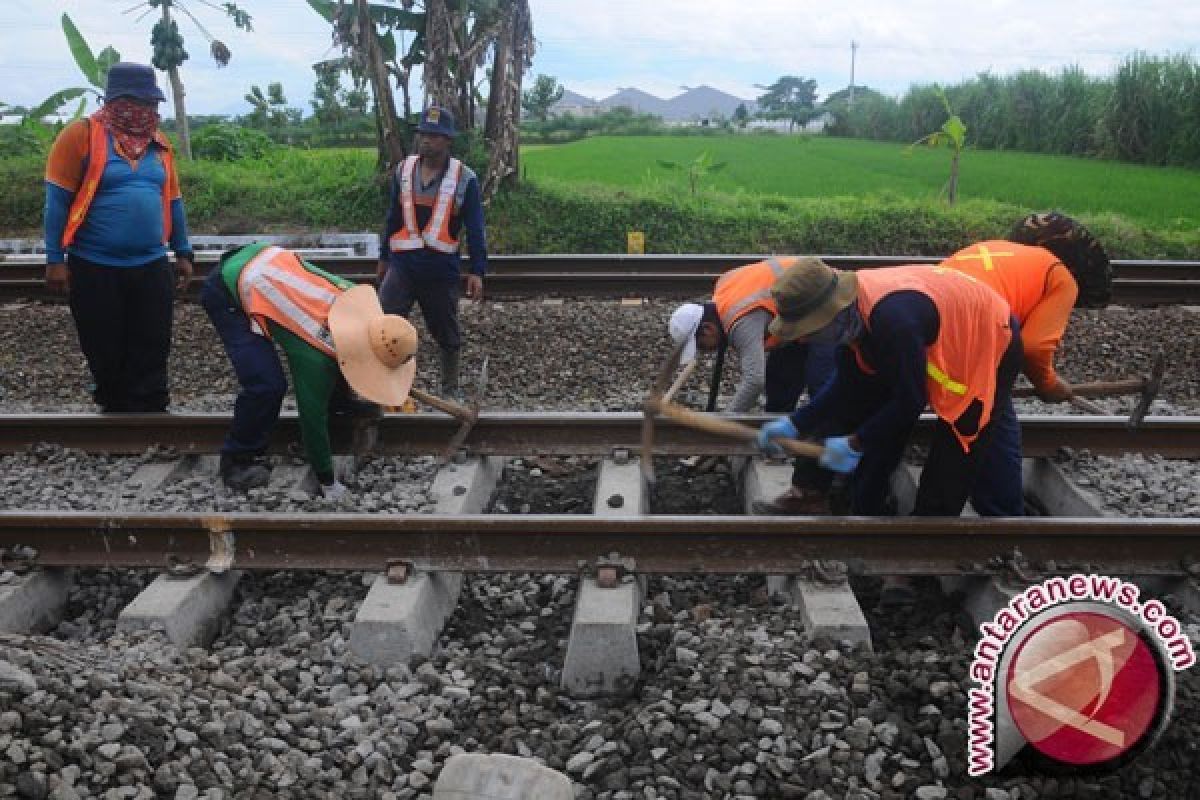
left=825, top=54, right=1200, bottom=168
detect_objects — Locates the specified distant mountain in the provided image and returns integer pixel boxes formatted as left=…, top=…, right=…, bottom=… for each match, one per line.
left=599, top=87, right=671, bottom=116
left=565, top=84, right=754, bottom=121
left=667, top=85, right=755, bottom=121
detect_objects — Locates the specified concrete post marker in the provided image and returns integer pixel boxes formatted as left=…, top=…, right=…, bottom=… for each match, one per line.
left=349, top=457, right=503, bottom=665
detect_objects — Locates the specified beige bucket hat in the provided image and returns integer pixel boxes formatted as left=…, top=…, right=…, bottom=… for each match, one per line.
left=768, top=257, right=859, bottom=341
left=328, top=285, right=418, bottom=406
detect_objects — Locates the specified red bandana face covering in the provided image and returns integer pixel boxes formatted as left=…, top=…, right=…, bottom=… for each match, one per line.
left=94, top=98, right=161, bottom=161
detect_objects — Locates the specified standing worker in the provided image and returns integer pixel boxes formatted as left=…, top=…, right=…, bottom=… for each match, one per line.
left=939, top=212, right=1112, bottom=515
left=43, top=62, right=193, bottom=412
left=670, top=257, right=836, bottom=514
left=377, top=105, right=488, bottom=401
left=755, top=258, right=1022, bottom=523
left=202, top=243, right=418, bottom=494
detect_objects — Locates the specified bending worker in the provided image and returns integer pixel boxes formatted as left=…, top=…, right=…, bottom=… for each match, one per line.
left=377, top=105, right=488, bottom=400
left=203, top=243, right=418, bottom=494
left=939, top=212, right=1112, bottom=515
left=669, top=256, right=835, bottom=412
left=756, top=257, right=1022, bottom=519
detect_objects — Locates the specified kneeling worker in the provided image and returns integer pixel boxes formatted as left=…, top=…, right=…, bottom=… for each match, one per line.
left=202, top=244, right=418, bottom=494
left=669, top=256, right=835, bottom=418
left=756, top=257, right=1022, bottom=519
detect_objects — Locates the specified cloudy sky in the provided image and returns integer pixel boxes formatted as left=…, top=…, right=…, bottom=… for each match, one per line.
left=1, top=0, right=1197, bottom=117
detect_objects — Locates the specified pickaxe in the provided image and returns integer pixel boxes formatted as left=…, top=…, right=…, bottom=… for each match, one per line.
left=1012, top=351, right=1164, bottom=429
left=409, top=357, right=489, bottom=462
left=642, top=343, right=823, bottom=484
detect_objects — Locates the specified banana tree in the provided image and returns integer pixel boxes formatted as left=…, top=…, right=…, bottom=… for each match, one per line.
left=125, top=0, right=254, bottom=160
left=909, top=86, right=967, bottom=204
left=19, top=14, right=120, bottom=125
left=657, top=151, right=729, bottom=197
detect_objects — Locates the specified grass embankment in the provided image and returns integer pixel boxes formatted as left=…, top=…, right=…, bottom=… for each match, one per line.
left=2, top=137, right=1198, bottom=257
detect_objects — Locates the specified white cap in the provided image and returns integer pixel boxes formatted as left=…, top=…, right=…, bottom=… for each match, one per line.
left=668, top=303, right=705, bottom=365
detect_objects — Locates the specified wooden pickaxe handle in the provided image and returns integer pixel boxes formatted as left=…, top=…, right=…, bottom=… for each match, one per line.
left=664, top=359, right=698, bottom=404
left=649, top=398, right=825, bottom=459
left=1012, top=378, right=1143, bottom=400
left=409, top=387, right=475, bottom=422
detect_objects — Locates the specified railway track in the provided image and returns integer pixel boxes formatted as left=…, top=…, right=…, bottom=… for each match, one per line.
left=3, top=254, right=1199, bottom=304
left=1, top=412, right=1198, bottom=578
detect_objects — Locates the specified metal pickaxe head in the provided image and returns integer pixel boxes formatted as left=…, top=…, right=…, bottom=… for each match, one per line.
left=1129, top=350, right=1165, bottom=429
left=642, top=338, right=688, bottom=485
left=440, top=356, right=488, bottom=462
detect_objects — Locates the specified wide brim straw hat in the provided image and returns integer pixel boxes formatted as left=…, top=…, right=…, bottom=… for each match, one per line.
left=328, top=285, right=418, bottom=406
left=767, top=256, right=859, bottom=341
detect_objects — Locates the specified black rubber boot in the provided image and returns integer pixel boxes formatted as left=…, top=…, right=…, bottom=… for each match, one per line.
left=439, top=348, right=463, bottom=402
left=219, top=453, right=270, bottom=491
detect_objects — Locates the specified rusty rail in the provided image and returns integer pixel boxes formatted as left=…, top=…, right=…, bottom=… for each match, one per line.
left=2, top=512, right=1199, bottom=576
left=2, top=254, right=1198, bottom=304
left=0, top=413, right=1198, bottom=458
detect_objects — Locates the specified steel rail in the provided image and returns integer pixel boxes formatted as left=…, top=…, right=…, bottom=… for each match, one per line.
left=2, top=255, right=1197, bottom=304
left=1, top=413, right=1198, bottom=458
left=1, top=512, right=1198, bottom=576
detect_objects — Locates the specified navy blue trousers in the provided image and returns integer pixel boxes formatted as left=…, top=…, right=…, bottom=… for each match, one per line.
left=379, top=266, right=462, bottom=351
left=200, top=270, right=286, bottom=457
left=792, top=321, right=1023, bottom=516
left=66, top=255, right=174, bottom=412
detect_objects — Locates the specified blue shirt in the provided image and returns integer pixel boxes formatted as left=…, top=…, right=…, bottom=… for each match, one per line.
left=44, top=129, right=191, bottom=266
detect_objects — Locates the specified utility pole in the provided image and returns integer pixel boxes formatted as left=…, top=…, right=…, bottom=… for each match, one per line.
left=849, top=40, right=858, bottom=107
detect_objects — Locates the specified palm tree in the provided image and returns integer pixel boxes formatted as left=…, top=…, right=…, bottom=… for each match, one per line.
left=125, top=0, right=253, bottom=159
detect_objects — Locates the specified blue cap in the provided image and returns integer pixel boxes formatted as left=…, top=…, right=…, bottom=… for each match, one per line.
left=416, top=105, right=457, bottom=138
left=104, top=62, right=166, bottom=104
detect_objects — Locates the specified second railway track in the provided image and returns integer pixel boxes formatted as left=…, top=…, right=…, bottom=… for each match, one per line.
left=3, top=253, right=1200, bottom=304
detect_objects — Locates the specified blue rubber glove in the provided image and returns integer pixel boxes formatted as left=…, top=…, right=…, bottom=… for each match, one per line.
left=820, top=435, right=862, bottom=474
left=756, top=417, right=799, bottom=457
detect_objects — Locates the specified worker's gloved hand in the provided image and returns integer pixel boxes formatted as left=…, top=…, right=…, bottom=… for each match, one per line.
left=819, top=435, right=862, bottom=474
left=321, top=480, right=349, bottom=500
left=756, top=417, right=798, bottom=457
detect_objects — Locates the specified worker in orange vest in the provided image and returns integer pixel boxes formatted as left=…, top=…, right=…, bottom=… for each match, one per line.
left=755, top=258, right=1022, bottom=540
left=202, top=243, right=418, bottom=494
left=940, top=213, right=1112, bottom=516
left=668, top=256, right=836, bottom=438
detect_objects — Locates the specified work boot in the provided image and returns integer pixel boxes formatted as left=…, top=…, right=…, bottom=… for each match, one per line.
left=750, top=486, right=829, bottom=515
left=439, top=348, right=464, bottom=403
left=219, top=453, right=270, bottom=491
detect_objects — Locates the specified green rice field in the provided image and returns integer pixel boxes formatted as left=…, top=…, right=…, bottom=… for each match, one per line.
left=520, top=136, right=1200, bottom=229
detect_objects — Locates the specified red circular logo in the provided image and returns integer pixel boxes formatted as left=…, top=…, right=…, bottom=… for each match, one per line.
left=1005, top=611, right=1162, bottom=766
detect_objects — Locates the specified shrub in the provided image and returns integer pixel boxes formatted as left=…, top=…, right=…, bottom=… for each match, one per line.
left=191, top=124, right=274, bottom=162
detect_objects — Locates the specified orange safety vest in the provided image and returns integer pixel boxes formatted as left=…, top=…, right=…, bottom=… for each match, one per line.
left=62, top=117, right=174, bottom=248
left=940, top=241, right=1069, bottom=324
left=713, top=257, right=796, bottom=349
left=236, top=245, right=340, bottom=357
left=852, top=266, right=1013, bottom=452
left=388, top=155, right=463, bottom=255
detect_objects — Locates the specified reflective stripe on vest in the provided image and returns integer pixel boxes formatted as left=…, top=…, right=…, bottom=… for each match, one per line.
left=237, top=246, right=339, bottom=357
left=389, top=155, right=463, bottom=255
left=854, top=266, right=1012, bottom=452
left=62, top=117, right=174, bottom=248
left=713, top=257, right=794, bottom=346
